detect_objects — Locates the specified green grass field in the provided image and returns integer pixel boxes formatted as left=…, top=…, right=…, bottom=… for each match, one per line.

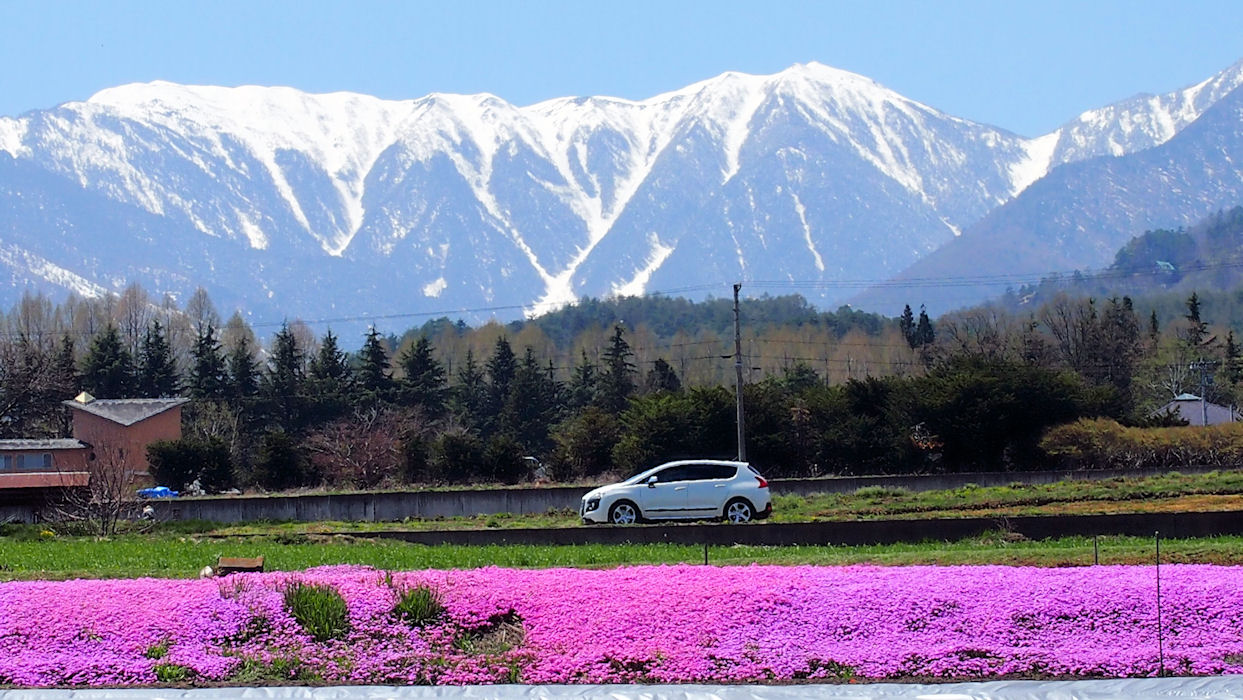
left=4, top=530, right=1241, bottom=581
left=6, top=469, right=1243, bottom=581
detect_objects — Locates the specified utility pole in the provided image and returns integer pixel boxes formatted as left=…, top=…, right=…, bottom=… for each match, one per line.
left=1191, top=360, right=1216, bottom=426
left=734, top=283, right=746, bottom=462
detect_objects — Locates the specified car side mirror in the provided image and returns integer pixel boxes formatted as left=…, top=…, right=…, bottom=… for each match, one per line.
left=646, top=476, right=658, bottom=488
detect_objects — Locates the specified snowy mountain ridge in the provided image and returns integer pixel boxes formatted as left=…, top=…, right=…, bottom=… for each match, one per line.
left=0, top=60, right=1240, bottom=324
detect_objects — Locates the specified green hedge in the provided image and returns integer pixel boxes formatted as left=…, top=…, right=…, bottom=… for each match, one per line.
left=1041, top=418, right=1243, bottom=470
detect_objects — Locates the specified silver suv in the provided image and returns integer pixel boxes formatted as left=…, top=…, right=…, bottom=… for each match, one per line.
left=580, top=460, right=772, bottom=524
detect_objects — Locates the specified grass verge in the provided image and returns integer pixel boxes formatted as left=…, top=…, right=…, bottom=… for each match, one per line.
left=4, top=532, right=1243, bottom=581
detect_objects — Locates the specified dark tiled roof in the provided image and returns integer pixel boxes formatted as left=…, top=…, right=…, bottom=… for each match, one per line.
left=0, top=439, right=88, bottom=451
left=62, top=398, right=189, bottom=427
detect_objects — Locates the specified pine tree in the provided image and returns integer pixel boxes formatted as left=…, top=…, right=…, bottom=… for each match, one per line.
left=499, top=347, right=559, bottom=453
left=262, top=323, right=307, bottom=430
left=1184, top=292, right=1208, bottom=346
left=899, top=304, right=916, bottom=348
left=566, top=350, right=598, bottom=409
left=226, top=335, right=259, bottom=400
left=598, top=324, right=636, bottom=414
left=80, top=324, right=135, bottom=398
left=307, top=329, right=353, bottom=421
left=1226, top=331, right=1243, bottom=384
left=52, top=335, right=80, bottom=400
left=914, top=306, right=935, bottom=348
left=485, top=336, right=517, bottom=424
left=397, top=336, right=447, bottom=417
left=356, top=327, right=393, bottom=404
left=187, top=323, right=228, bottom=400
left=644, top=357, right=682, bottom=394
left=136, top=319, right=180, bottom=398
left=451, top=349, right=488, bottom=430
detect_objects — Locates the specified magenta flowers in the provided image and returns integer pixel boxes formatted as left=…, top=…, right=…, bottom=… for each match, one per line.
left=2, top=563, right=1242, bottom=687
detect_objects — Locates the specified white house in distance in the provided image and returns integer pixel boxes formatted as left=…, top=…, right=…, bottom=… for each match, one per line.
left=1152, top=393, right=1239, bottom=427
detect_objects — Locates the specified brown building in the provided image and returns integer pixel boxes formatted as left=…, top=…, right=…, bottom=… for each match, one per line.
left=0, top=394, right=188, bottom=506
left=62, top=394, right=190, bottom=478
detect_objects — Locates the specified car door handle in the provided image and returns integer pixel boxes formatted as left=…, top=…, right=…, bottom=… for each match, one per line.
left=674, top=486, right=687, bottom=491
left=714, top=484, right=726, bottom=488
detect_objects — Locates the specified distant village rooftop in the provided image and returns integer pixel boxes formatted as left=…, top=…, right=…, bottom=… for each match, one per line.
left=0, top=439, right=87, bottom=451
left=62, top=393, right=189, bottom=427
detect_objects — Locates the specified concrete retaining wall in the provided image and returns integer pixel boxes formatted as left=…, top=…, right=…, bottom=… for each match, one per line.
left=150, top=463, right=1220, bottom=524
left=0, top=463, right=1226, bottom=525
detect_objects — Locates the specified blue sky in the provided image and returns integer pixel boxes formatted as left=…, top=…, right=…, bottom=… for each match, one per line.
left=3, top=0, right=1241, bottom=137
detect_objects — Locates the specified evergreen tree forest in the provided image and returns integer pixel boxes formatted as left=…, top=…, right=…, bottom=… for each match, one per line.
left=6, top=265, right=1243, bottom=493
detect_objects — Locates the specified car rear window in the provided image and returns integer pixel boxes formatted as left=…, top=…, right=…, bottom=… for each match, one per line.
left=746, top=464, right=765, bottom=478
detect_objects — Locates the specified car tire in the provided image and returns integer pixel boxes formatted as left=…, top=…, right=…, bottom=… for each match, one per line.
left=608, top=500, right=640, bottom=525
left=723, top=498, right=754, bottom=524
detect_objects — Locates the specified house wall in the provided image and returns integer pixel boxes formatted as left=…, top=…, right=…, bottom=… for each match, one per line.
left=70, top=407, right=184, bottom=477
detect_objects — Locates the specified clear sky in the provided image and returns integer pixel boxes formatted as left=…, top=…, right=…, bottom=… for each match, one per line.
left=2, top=0, right=1241, bottom=137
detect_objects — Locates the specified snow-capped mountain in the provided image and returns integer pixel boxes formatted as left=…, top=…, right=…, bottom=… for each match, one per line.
left=856, top=60, right=1243, bottom=314
left=0, top=59, right=1240, bottom=327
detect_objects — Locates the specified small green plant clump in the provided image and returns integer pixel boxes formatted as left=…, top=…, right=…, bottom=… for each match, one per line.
left=153, top=663, right=195, bottom=683
left=283, top=582, right=350, bottom=643
left=143, top=638, right=171, bottom=660
left=393, top=584, right=445, bottom=627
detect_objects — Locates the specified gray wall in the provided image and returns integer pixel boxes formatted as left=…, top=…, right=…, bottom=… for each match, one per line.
left=1, top=463, right=1223, bottom=525
left=150, top=463, right=1220, bottom=525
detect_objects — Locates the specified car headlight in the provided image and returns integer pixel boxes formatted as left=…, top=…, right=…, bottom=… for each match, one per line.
left=584, top=498, right=600, bottom=513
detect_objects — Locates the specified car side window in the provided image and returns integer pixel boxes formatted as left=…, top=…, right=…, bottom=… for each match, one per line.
left=707, top=464, right=737, bottom=480
left=654, top=465, right=693, bottom=483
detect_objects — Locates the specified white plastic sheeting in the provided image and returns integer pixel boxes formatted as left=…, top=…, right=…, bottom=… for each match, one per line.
left=4, top=678, right=1243, bottom=700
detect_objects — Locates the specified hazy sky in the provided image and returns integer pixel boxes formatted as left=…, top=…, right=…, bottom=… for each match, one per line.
left=2, top=0, right=1240, bottom=136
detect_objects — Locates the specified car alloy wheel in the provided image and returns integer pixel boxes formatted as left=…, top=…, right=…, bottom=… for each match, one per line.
left=609, top=501, right=639, bottom=524
left=725, top=499, right=753, bottom=523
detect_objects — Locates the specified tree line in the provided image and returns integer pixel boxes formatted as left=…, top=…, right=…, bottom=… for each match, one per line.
left=3, top=277, right=1241, bottom=492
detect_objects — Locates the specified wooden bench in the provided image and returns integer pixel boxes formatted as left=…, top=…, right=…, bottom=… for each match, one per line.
left=216, top=556, right=265, bottom=575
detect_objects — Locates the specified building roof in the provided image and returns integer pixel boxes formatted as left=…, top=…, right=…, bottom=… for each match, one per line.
left=0, top=472, right=89, bottom=489
left=62, top=397, right=190, bottom=427
left=0, top=439, right=88, bottom=452
left=1154, top=395, right=1238, bottom=427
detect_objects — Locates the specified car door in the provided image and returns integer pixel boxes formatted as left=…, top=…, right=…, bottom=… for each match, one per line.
left=637, top=464, right=691, bottom=518
left=684, top=463, right=737, bottom=515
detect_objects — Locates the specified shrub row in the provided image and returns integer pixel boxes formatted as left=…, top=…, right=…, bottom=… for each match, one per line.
left=1041, top=418, right=1243, bottom=470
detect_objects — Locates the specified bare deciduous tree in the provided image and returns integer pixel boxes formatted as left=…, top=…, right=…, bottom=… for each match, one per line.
left=52, top=442, right=140, bottom=536
left=306, top=407, right=411, bottom=489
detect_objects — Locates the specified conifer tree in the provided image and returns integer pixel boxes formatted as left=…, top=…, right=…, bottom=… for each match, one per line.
left=397, top=336, right=447, bottom=417
left=308, top=329, right=353, bottom=421
left=598, top=324, right=636, bottom=414
left=485, top=336, right=517, bottom=423
left=356, top=327, right=393, bottom=403
left=136, top=319, right=180, bottom=397
left=644, top=357, right=682, bottom=394
left=187, top=323, right=228, bottom=400
left=80, top=324, right=135, bottom=398
left=52, top=335, right=80, bottom=400
left=262, top=323, right=307, bottom=430
left=567, top=350, right=599, bottom=409
left=451, top=349, right=487, bottom=429
left=899, top=304, right=916, bottom=348
left=227, top=335, right=259, bottom=400
left=499, top=347, right=560, bottom=453
left=914, top=306, right=935, bottom=348
left=1184, top=292, right=1208, bottom=347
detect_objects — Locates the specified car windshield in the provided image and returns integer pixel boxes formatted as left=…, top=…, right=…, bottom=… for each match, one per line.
left=622, top=465, right=663, bottom=485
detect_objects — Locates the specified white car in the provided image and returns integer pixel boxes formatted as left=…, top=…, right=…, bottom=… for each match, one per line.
left=580, top=459, right=772, bottom=524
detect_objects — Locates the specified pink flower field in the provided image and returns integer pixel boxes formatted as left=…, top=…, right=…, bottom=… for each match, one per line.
left=2, top=563, right=1243, bottom=687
